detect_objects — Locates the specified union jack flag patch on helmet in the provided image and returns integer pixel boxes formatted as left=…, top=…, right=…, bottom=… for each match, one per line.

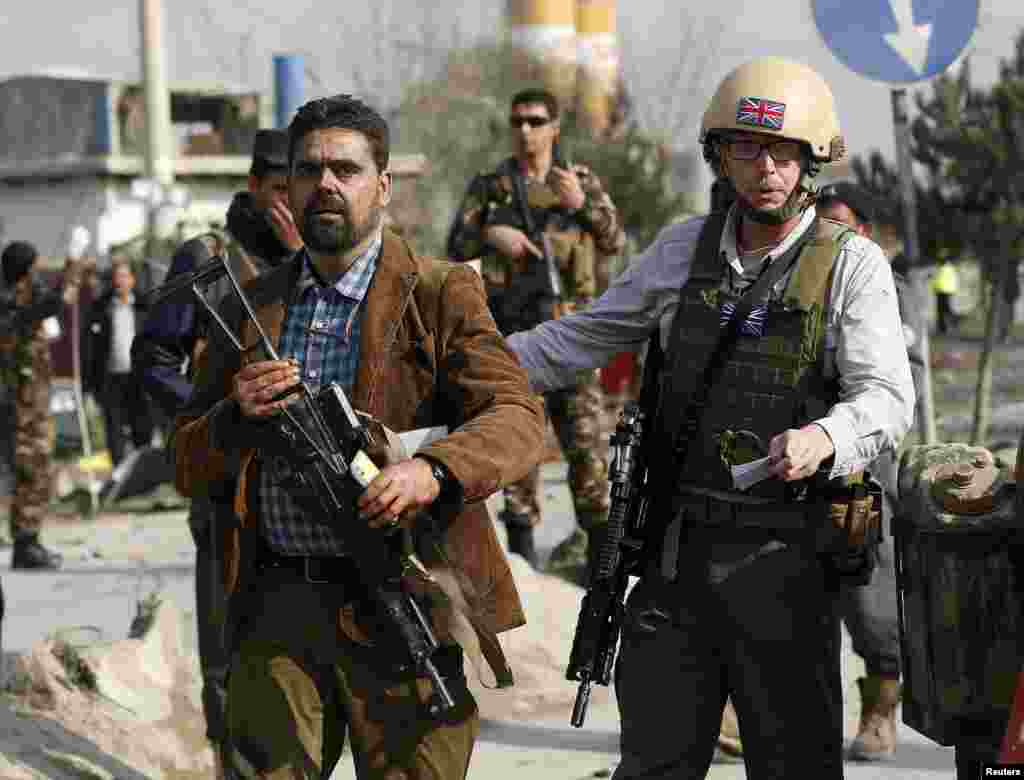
left=736, top=97, right=786, bottom=131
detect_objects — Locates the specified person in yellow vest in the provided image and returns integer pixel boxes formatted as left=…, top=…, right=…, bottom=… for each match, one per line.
left=508, top=57, right=915, bottom=778
left=932, top=255, right=960, bottom=335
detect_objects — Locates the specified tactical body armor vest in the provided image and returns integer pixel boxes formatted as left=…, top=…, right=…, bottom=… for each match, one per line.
left=480, top=158, right=598, bottom=324
left=664, top=213, right=853, bottom=503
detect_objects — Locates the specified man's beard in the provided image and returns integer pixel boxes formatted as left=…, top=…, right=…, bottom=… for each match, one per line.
left=299, top=198, right=380, bottom=255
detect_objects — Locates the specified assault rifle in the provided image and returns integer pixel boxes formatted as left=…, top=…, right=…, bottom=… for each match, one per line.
left=487, top=147, right=567, bottom=334
left=151, top=255, right=457, bottom=717
left=565, top=401, right=650, bottom=727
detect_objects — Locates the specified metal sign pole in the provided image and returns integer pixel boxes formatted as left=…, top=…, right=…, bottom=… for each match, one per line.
left=891, top=87, right=936, bottom=445
left=813, top=0, right=977, bottom=448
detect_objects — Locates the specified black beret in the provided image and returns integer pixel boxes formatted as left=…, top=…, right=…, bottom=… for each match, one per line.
left=252, top=129, right=289, bottom=169
left=2, top=240, right=38, bottom=286
left=818, top=181, right=876, bottom=225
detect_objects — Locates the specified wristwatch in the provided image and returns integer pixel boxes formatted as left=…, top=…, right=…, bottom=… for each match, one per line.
left=416, top=457, right=464, bottom=529
left=416, top=456, right=453, bottom=496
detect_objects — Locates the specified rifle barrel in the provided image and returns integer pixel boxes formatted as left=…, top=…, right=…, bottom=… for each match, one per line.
left=571, top=676, right=593, bottom=728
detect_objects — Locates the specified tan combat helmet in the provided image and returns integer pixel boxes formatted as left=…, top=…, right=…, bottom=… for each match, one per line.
left=700, top=57, right=846, bottom=166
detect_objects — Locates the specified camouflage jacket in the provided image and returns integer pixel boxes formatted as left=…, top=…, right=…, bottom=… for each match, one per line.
left=0, top=280, right=66, bottom=390
left=0, top=263, right=83, bottom=409
left=447, top=157, right=624, bottom=307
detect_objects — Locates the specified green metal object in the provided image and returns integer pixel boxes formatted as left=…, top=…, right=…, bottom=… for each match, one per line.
left=895, top=443, right=1023, bottom=745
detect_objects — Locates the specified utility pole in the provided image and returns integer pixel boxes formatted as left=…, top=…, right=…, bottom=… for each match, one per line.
left=140, top=0, right=174, bottom=263
left=892, top=87, right=936, bottom=445
left=506, top=0, right=578, bottom=110
left=575, top=0, right=618, bottom=136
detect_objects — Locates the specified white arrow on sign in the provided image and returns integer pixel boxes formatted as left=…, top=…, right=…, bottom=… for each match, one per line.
left=884, top=0, right=933, bottom=75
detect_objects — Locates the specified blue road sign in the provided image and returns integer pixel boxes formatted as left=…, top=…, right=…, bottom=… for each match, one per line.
left=813, top=0, right=979, bottom=85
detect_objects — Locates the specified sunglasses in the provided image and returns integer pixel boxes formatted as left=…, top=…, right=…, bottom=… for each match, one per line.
left=724, top=138, right=803, bottom=162
left=509, top=115, right=552, bottom=129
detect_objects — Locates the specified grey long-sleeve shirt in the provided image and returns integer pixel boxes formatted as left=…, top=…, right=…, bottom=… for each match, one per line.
left=507, top=205, right=916, bottom=480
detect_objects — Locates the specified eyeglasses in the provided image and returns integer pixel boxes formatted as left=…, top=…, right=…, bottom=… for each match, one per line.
left=724, top=138, right=803, bottom=162
left=509, top=115, right=551, bottom=129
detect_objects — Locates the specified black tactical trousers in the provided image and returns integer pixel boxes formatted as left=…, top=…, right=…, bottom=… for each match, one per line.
left=188, top=496, right=231, bottom=745
left=613, top=530, right=844, bottom=780
left=101, top=372, right=155, bottom=466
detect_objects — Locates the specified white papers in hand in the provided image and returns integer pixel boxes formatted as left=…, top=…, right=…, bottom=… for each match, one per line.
left=730, top=456, right=774, bottom=492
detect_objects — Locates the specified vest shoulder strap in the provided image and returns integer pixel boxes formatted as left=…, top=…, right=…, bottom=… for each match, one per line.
left=689, top=211, right=730, bottom=280
left=782, top=217, right=854, bottom=310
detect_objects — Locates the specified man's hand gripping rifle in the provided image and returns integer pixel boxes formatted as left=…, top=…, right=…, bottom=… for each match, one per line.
left=565, top=401, right=648, bottom=727
left=151, top=256, right=457, bottom=717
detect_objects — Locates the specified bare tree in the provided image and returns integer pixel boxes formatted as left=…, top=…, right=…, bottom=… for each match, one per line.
left=338, top=3, right=497, bottom=112
left=617, top=9, right=727, bottom=143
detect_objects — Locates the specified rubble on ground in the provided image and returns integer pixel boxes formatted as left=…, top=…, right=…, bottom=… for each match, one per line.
left=468, top=552, right=607, bottom=720
left=0, top=598, right=214, bottom=779
left=0, top=533, right=598, bottom=777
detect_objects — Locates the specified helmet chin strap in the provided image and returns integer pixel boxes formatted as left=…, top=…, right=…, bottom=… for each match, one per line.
left=725, top=155, right=820, bottom=225
left=737, top=188, right=806, bottom=224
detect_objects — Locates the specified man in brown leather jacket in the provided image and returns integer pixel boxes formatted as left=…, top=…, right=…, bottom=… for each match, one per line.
left=172, top=94, right=544, bottom=780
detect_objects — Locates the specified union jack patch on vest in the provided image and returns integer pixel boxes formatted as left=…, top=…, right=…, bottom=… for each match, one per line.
left=720, top=301, right=768, bottom=338
left=736, top=97, right=786, bottom=131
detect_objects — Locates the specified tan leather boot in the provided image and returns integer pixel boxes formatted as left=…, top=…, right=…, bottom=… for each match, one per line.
left=717, top=698, right=743, bottom=757
left=848, top=675, right=901, bottom=761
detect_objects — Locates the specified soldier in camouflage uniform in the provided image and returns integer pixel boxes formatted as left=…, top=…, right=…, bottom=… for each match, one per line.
left=447, top=87, right=625, bottom=572
left=0, top=241, right=82, bottom=569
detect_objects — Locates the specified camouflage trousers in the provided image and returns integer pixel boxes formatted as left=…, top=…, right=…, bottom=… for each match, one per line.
left=504, top=369, right=610, bottom=529
left=10, top=379, right=51, bottom=540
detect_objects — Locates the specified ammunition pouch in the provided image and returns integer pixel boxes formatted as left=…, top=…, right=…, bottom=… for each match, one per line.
left=816, top=473, right=884, bottom=587
left=668, top=473, right=883, bottom=587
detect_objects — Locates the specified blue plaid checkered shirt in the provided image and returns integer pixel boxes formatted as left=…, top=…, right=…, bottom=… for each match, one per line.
left=257, top=231, right=381, bottom=555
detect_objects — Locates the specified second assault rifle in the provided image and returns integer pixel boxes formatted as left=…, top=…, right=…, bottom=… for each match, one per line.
left=565, top=400, right=650, bottom=727
left=151, top=256, right=457, bottom=717
left=487, top=147, right=568, bottom=334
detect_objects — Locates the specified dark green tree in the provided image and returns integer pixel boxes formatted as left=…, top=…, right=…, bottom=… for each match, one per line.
left=851, top=33, right=1024, bottom=445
